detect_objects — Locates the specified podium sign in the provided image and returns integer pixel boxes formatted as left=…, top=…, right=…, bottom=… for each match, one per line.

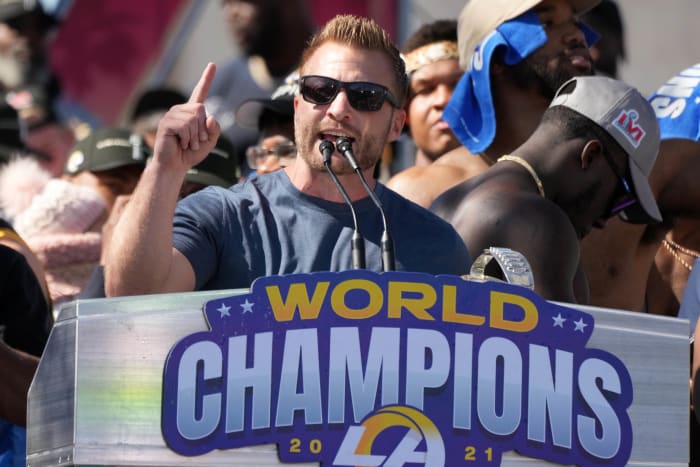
left=27, top=271, right=689, bottom=466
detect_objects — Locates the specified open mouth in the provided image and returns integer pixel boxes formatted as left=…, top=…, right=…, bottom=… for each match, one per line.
left=566, top=48, right=592, bottom=72
left=319, top=132, right=356, bottom=145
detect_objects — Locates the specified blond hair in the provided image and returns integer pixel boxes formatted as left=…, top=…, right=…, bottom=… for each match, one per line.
left=299, top=14, right=408, bottom=106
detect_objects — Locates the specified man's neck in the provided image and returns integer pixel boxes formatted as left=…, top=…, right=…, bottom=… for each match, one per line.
left=485, top=83, right=552, bottom=162
left=414, top=150, right=434, bottom=167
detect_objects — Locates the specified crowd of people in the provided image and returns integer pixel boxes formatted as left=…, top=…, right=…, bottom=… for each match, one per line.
left=2, top=0, right=700, bottom=464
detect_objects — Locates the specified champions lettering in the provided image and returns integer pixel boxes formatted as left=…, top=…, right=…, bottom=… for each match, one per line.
left=161, top=271, right=633, bottom=466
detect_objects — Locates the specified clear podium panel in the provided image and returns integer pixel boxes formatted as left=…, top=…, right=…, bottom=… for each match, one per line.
left=27, top=290, right=310, bottom=467
left=26, top=279, right=690, bottom=467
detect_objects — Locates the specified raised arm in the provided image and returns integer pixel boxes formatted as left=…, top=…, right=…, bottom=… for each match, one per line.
left=105, top=63, right=220, bottom=296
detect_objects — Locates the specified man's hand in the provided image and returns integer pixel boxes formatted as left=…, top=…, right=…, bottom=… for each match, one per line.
left=152, top=62, right=221, bottom=173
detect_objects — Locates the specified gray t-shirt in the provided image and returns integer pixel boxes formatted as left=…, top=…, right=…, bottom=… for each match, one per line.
left=173, top=170, right=471, bottom=290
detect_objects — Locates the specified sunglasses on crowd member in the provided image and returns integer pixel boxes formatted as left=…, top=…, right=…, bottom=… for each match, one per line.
left=299, top=75, right=400, bottom=112
left=601, top=148, right=637, bottom=218
left=245, top=140, right=297, bottom=169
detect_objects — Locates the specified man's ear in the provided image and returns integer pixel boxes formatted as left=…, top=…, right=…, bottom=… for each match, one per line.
left=580, top=139, right=603, bottom=169
left=387, top=108, right=407, bottom=142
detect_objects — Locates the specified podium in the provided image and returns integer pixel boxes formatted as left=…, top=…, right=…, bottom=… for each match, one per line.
left=26, top=275, right=690, bottom=467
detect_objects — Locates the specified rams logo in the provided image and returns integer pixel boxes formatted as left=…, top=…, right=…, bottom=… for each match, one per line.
left=333, top=405, right=445, bottom=466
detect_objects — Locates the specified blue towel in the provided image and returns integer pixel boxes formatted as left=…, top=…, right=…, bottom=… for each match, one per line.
left=649, top=63, right=700, bottom=142
left=443, top=10, right=599, bottom=154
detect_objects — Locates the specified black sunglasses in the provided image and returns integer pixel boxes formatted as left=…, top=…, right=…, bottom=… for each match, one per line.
left=601, top=149, right=637, bottom=218
left=299, top=75, right=400, bottom=112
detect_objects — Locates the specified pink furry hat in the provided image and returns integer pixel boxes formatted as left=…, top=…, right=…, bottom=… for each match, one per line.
left=0, top=157, right=106, bottom=305
left=0, top=157, right=52, bottom=220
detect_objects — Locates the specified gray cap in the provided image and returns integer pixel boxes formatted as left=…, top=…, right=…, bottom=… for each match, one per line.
left=549, top=75, right=661, bottom=224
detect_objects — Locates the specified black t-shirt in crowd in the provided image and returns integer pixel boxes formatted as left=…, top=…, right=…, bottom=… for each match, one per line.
left=0, top=219, right=53, bottom=357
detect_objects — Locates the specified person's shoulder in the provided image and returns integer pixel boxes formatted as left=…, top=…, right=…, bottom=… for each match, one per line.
left=387, top=146, right=490, bottom=208
left=658, top=138, right=700, bottom=164
left=452, top=192, right=577, bottom=269
left=385, top=166, right=434, bottom=207
left=453, top=188, right=569, bottom=237
left=243, top=169, right=290, bottom=192
left=226, top=171, right=289, bottom=203
left=382, top=185, right=463, bottom=231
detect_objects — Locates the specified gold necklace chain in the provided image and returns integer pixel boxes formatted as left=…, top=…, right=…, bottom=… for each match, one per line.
left=497, top=155, right=546, bottom=198
left=662, top=238, right=699, bottom=271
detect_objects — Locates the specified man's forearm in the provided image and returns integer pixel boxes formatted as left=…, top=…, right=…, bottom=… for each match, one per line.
left=104, top=162, right=184, bottom=296
left=106, top=63, right=219, bottom=297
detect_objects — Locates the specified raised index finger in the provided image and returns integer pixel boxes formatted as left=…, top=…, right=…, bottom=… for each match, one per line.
left=189, top=62, right=216, bottom=104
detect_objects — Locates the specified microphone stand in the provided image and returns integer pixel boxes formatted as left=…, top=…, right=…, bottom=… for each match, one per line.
left=319, top=140, right=365, bottom=269
left=336, top=137, right=395, bottom=271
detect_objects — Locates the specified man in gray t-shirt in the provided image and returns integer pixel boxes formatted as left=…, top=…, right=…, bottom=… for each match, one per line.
left=174, top=169, right=469, bottom=290
left=105, top=15, right=471, bottom=296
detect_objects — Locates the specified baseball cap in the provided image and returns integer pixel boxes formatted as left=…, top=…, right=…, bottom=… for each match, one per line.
left=549, top=75, right=661, bottom=224
left=64, top=128, right=150, bottom=175
left=458, top=0, right=601, bottom=69
left=130, top=87, right=187, bottom=122
left=235, top=70, right=298, bottom=130
left=185, top=134, right=239, bottom=188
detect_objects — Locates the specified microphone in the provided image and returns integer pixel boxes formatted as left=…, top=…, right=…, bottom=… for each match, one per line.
left=319, top=140, right=365, bottom=269
left=336, top=137, right=395, bottom=272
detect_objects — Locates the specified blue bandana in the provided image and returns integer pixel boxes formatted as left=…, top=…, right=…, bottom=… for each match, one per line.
left=443, top=10, right=599, bottom=154
left=648, top=63, right=700, bottom=142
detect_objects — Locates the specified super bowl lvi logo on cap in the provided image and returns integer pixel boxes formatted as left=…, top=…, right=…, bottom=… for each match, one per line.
left=612, top=109, right=646, bottom=148
left=65, top=150, right=86, bottom=174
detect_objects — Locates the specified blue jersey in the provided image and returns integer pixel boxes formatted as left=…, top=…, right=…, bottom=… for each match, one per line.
left=649, top=63, right=700, bottom=142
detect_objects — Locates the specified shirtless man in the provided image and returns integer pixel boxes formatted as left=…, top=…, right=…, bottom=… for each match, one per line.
left=426, top=0, right=700, bottom=313
left=577, top=61, right=700, bottom=313
left=641, top=63, right=700, bottom=316
left=384, top=20, right=463, bottom=206
left=435, top=76, right=660, bottom=303
left=400, top=0, right=600, bottom=209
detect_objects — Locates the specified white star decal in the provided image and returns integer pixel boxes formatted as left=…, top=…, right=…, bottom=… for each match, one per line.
left=552, top=313, right=566, bottom=328
left=240, top=299, right=254, bottom=314
left=573, top=318, right=588, bottom=333
left=217, top=303, right=231, bottom=318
